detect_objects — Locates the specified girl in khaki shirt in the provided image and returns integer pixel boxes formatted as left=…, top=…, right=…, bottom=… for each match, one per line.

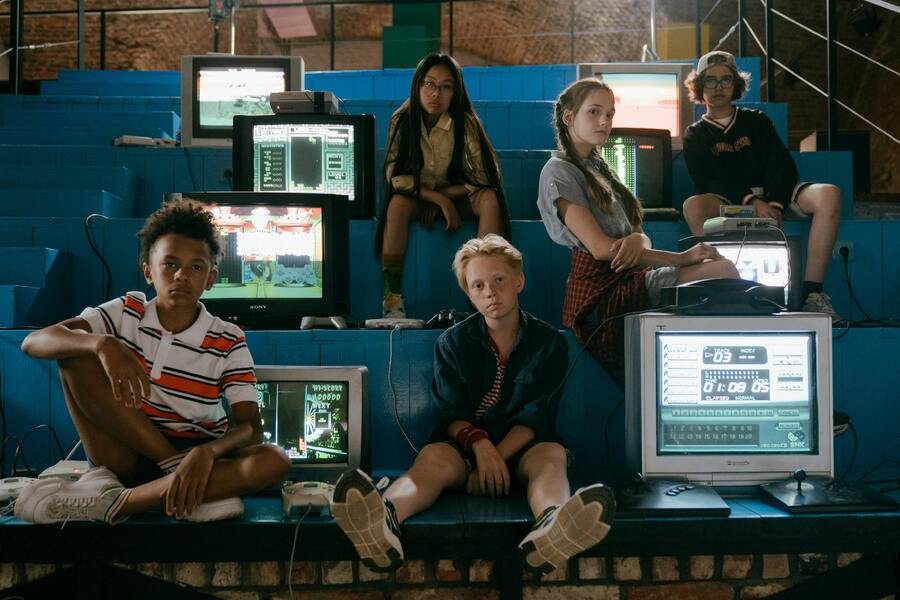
left=375, top=53, right=509, bottom=319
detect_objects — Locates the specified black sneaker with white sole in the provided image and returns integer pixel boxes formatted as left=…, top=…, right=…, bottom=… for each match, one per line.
left=330, top=469, right=404, bottom=572
left=518, top=483, right=616, bottom=575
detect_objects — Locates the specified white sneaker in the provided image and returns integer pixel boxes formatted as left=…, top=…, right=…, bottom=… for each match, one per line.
left=14, top=467, right=125, bottom=524
left=518, top=483, right=616, bottom=575
left=802, top=292, right=842, bottom=322
left=382, top=293, right=407, bottom=319
left=183, top=497, right=244, bottom=522
left=331, top=469, right=403, bottom=572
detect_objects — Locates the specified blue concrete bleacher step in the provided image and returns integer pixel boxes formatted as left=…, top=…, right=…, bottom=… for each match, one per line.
left=0, top=110, right=180, bottom=138
left=0, top=247, right=73, bottom=327
left=0, top=95, right=180, bottom=114
left=0, top=165, right=138, bottom=207
left=0, top=189, right=136, bottom=218
left=0, top=126, right=174, bottom=146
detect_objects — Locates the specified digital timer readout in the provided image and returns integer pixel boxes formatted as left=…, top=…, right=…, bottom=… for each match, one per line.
left=702, top=346, right=767, bottom=364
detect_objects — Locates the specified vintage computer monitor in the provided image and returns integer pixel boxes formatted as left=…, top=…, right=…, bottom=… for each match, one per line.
left=180, top=55, right=305, bottom=147
left=231, top=113, right=376, bottom=219
left=625, top=312, right=833, bottom=489
left=176, top=191, right=349, bottom=329
left=255, top=365, right=368, bottom=482
left=601, top=127, right=672, bottom=209
left=577, top=62, right=694, bottom=150
left=678, top=232, right=803, bottom=309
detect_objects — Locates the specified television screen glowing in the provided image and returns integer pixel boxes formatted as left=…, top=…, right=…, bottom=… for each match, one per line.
left=201, top=204, right=324, bottom=300
left=601, top=73, right=681, bottom=137
left=196, top=67, right=286, bottom=128
left=656, top=332, right=816, bottom=455
left=252, top=122, right=357, bottom=202
left=712, top=244, right=791, bottom=290
left=256, top=380, right=349, bottom=464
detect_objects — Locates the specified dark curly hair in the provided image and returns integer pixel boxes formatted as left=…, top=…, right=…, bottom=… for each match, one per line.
left=138, top=199, right=220, bottom=265
left=684, top=65, right=751, bottom=104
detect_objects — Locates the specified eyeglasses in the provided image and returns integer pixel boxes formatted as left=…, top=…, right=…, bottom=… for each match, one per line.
left=703, top=75, right=735, bottom=90
left=421, top=79, right=455, bottom=96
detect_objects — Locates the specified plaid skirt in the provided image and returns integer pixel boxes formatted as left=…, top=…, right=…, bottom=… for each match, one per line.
left=562, top=249, right=652, bottom=384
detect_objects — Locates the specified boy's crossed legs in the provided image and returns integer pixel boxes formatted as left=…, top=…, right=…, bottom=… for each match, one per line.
left=331, top=441, right=614, bottom=574
left=16, top=354, right=289, bottom=524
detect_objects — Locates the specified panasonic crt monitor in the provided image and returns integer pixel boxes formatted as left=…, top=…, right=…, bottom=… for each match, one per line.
left=577, top=62, right=694, bottom=149
left=255, top=365, right=368, bottom=481
left=625, top=313, right=833, bottom=487
left=231, top=113, right=376, bottom=219
left=176, top=192, right=349, bottom=329
left=180, top=55, right=304, bottom=147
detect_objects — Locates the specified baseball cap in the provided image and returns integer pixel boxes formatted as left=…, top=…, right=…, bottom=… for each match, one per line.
left=697, top=51, right=737, bottom=73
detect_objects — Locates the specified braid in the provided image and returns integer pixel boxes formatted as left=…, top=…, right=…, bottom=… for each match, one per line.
left=591, top=152, right=643, bottom=227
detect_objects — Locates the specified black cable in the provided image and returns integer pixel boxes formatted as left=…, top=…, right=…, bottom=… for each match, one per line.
left=838, top=421, right=858, bottom=482
left=832, top=319, right=852, bottom=340
left=388, top=325, right=419, bottom=455
left=12, top=424, right=66, bottom=478
left=182, top=146, right=198, bottom=192
left=84, top=213, right=113, bottom=301
left=856, top=458, right=900, bottom=484
left=2, top=436, right=27, bottom=477
left=841, top=249, right=874, bottom=322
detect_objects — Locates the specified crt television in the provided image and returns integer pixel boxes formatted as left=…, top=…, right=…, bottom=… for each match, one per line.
left=180, top=54, right=305, bottom=147
left=601, top=127, right=672, bottom=209
left=231, top=113, right=376, bottom=219
left=176, top=191, right=349, bottom=329
left=578, top=62, right=694, bottom=149
left=678, top=232, right=803, bottom=309
left=255, top=365, right=368, bottom=482
left=625, top=312, right=833, bottom=488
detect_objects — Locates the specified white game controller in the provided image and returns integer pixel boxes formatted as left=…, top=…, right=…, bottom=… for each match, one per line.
left=0, top=477, right=39, bottom=503
left=282, top=481, right=335, bottom=517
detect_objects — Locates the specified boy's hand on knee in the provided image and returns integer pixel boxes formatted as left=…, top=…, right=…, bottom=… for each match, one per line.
left=164, top=445, right=215, bottom=519
left=96, top=335, right=151, bottom=408
left=471, top=440, right=510, bottom=497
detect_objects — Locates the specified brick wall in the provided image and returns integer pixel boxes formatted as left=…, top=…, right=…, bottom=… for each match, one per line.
left=0, top=552, right=877, bottom=598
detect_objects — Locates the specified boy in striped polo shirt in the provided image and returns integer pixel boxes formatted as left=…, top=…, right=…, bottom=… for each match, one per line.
left=331, top=235, right=616, bottom=575
left=16, top=200, right=290, bottom=524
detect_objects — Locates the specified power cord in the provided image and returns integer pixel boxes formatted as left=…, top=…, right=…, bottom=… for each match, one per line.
left=287, top=503, right=313, bottom=600
left=388, top=325, right=420, bottom=455
left=182, top=146, right=198, bottom=192
left=840, top=246, right=874, bottom=322
left=11, top=424, right=65, bottom=478
left=84, top=213, right=113, bottom=301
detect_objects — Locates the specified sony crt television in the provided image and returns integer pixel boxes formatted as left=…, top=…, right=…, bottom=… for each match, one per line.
left=176, top=192, right=349, bottom=329
left=601, top=127, right=672, bottom=209
left=578, top=62, right=694, bottom=149
left=625, top=313, right=833, bottom=488
left=231, top=113, right=376, bottom=219
left=255, top=365, right=368, bottom=482
left=180, top=55, right=305, bottom=147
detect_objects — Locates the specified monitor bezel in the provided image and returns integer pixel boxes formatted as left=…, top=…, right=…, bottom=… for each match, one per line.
left=577, top=62, right=694, bottom=150
left=625, top=313, right=833, bottom=487
left=177, top=191, right=350, bottom=329
left=603, top=126, right=673, bottom=209
left=180, top=55, right=305, bottom=148
left=231, top=112, right=376, bottom=219
left=254, top=365, right=368, bottom=482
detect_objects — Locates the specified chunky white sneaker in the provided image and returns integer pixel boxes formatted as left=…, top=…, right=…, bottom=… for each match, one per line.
left=183, top=497, right=244, bottom=522
left=14, top=467, right=126, bottom=524
left=518, top=483, right=616, bottom=575
left=382, top=293, right=407, bottom=319
left=802, top=292, right=842, bottom=322
left=331, top=469, right=403, bottom=572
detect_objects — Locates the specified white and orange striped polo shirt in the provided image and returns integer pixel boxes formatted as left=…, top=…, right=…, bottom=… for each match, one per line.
left=80, top=292, right=257, bottom=440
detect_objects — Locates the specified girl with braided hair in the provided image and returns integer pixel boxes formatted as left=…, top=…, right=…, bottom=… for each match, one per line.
left=537, top=78, right=737, bottom=383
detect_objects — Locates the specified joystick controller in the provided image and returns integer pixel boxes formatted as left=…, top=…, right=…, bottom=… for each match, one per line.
left=300, top=316, right=348, bottom=330
left=282, top=481, right=335, bottom=516
left=792, top=469, right=807, bottom=494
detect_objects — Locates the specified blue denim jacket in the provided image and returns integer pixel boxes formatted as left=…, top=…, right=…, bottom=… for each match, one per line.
left=430, top=310, right=568, bottom=443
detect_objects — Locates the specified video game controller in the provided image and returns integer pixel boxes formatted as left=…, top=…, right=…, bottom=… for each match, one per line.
left=0, top=477, right=39, bottom=503
left=300, top=316, right=348, bottom=330
left=282, top=481, right=336, bottom=516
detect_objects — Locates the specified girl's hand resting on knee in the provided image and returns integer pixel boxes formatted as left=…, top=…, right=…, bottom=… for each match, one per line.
left=438, top=197, right=461, bottom=232
left=165, top=445, right=215, bottom=519
left=470, top=439, right=510, bottom=497
left=610, top=233, right=645, bottom=272
left=96, top=335, right=150, bottom=408
left=679, top=243, right=725, bottom=267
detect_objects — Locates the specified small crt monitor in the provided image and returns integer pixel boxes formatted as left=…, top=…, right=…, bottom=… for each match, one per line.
left=176, top=191, right=350, bottom=329
left=254, top=365, right=368, bottom=482
left=625, top=313, right=833, bottom=488
left=577, top=62, right=693, bottom=149
left=232, top=113, right=376, bottom=219
left=600, top=127, right=672, bottom=209
left=180, top=55, right=305, bottom=147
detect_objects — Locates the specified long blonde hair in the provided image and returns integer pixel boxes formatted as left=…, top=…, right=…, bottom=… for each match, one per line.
left=553, top=78, right=642, bottom=227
